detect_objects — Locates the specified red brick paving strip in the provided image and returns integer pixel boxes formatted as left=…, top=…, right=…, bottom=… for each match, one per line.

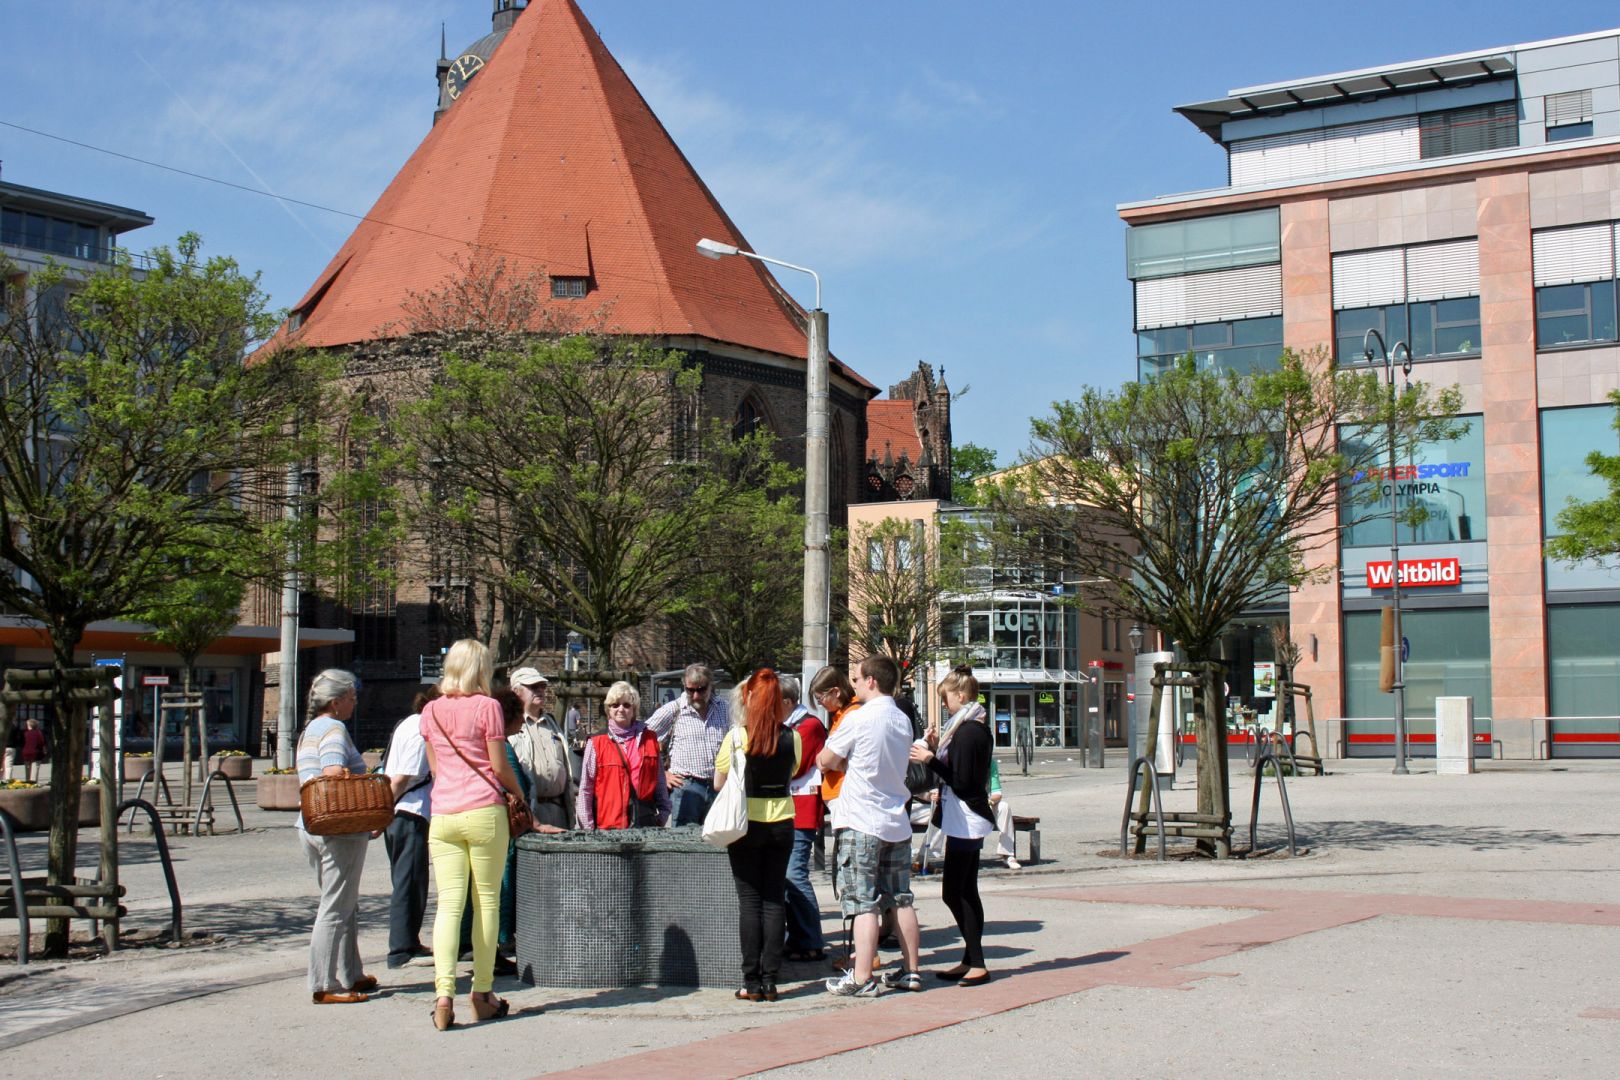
left=533, top=885, right=1620, bottom=1079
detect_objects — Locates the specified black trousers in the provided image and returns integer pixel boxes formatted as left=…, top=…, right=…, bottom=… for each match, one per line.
left=727, top=818, right=794, bottom=988
left=942, top=835, right=986, bottom=969
left=384, top=811, right=430, bottom=966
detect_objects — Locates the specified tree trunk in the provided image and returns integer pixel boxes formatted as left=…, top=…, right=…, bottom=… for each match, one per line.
left=44, top=637, right=85, bottom=956
left=1192, top=659, right=1231, bottom=858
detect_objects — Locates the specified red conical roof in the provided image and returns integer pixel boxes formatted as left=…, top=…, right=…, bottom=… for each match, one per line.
left=280, top=0, right=870, bottom=390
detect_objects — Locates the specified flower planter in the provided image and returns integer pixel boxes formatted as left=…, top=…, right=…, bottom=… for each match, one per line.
left=78, top=785, right=102, bottom=827
left=256, top=773, right=302, bottom=811
left=124, top=757, right=154, bottom=782
left=210, top=755, right=253, bottom=781
left=0, top=787, right=50, bottom=832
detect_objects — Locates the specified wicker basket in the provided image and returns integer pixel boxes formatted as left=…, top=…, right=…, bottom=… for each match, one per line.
left=299, top=772, right=394, bottom=835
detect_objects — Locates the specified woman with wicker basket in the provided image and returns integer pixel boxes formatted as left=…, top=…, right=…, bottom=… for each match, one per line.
left=296, top=669, right=377, bottom=1005
left=419, top=639, right=528, bottom=1031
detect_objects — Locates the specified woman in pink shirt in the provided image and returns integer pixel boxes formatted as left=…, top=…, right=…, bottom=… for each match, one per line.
left=419, top=638, right=527, bottom=1031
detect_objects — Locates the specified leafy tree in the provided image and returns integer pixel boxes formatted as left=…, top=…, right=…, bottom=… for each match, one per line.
left=950, top=442, right=999, bottom=504
left=1545, top=389, right=1620, bottom=565
left=839, top=514, right=973, bottom=690
left=992, top=350, right=1461, bottom=855
left=667, top=432, right=805, bottom=678
left=0, top=236, right=355, bottom=954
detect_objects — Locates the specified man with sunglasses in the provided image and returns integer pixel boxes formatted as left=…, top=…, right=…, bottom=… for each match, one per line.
left=646, top=663, right=732, bottom=826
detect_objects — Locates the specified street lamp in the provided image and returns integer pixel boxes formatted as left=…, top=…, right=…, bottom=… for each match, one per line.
left=1362, top=328, right=1414, bottom=776
left=697, top=238, right=829, bottom=704
left=1128, top=623, right=1144, bottom=655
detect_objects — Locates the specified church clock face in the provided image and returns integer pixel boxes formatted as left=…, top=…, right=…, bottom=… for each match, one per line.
left=444, top=53, right=486, bottom=100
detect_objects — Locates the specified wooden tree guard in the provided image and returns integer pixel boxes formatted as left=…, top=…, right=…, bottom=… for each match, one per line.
left=1278, top=681, right=1325, bottom=775
left=1129, top=660, right=1233, bottom=857
left=0, top=666, right=125, bottom=953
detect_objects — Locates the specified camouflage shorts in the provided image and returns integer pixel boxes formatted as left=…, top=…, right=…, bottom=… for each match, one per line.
left=834, top=828, right=914, bottom=917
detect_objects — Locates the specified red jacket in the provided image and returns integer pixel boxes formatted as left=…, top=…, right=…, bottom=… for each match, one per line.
left=788, top=710, right=827, bottom=830
left=589, top=729, right=660, bottom=830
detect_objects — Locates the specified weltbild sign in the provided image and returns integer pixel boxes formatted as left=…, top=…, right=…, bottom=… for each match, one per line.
left=1365, top=557, right=1461, bottom=589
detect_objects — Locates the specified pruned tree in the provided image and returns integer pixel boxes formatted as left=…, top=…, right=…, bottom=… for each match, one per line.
left=1545, top=389, right=1620, bottom=565
left=0, top=235, right=363, bottom=953
left=839, top=514, right=974, bottom=689
left=992, top=350, right=1462, bottom=855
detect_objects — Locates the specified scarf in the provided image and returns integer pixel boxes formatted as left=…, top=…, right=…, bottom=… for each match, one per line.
left=936, top=701, right=986, bottom=761
left=607, top=718, right=648, bottom=774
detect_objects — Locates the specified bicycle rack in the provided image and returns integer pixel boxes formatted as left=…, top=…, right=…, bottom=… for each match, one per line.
left=1248, top=752, right=1298, bottom=857
left=1119, top=757, right=1167, bottom=861
left=125, top=768, right=174, bottom=831
left=0, top=809, right=30, bottom=966
left=115, top=799, right=184, bottom=945
left=196, top=770, right=245, bottom=835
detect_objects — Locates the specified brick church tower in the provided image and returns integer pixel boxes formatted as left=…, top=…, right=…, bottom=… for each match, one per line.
left=263, top=0, right=876, bottom=727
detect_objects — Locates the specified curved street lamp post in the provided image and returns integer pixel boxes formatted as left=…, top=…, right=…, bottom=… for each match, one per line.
left=1362, top=328, right=1414, bottom=776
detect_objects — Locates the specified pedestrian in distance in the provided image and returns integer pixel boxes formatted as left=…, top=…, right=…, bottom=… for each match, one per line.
left=646, top=663, right=731, bottom=825
left=20, top=718, right=47, bottom=782
left=383, top=686, right=437, bottom=970
left=911, top=665, right=996, bottom=985
left=295, top=669, right=378, bottom=1005
left=818, top=654, right=923, bottom=997
left=419, top=638, right=528, bottom=1030
left=714, top=669, right=801, bottom=1001
left=576, top=681, right=669, bottom=829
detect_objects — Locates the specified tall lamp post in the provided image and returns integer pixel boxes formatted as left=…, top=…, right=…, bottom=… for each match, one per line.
left=1362, top=328, right=1413, bottom=776
left=696, top=238, right=829, bottom=704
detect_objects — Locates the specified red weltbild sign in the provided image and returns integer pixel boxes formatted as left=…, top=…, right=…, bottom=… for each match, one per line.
left=1365, top=558, right=1461, bottom=589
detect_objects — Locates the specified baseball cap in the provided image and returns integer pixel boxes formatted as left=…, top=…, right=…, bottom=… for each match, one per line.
left=509, top=667, right=549, bottom=687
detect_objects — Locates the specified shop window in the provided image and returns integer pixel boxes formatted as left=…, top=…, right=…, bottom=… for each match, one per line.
left=1541, top=403, right=1620, bottom=537
left=1535, top=280, right=1619, bottom=348
left=1548, top=604, right=1620, bottom=717
left=1340, top=417, right=1485, bottom=548
left=1344, top=607, right=1492, bottom=719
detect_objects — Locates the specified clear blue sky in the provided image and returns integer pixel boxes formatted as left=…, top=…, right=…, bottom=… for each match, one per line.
left=3, top=1, right=1616, bottom=463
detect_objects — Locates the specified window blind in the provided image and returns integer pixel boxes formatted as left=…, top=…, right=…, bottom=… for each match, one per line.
left=1404, top=239, right=1479, bottom=302
left=1545, top=89, right=1593, bottom=127
left=1134, top=263, right=1283, bottom=331
left=1332, top=248, right=1406, bottom=309
left=1532, top=223, right=1615, bottom=287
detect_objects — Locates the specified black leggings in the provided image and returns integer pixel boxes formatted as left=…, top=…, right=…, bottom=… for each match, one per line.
left=942, top=835, right=985, bottom=968
left=728, top=818, right=795, bottom=987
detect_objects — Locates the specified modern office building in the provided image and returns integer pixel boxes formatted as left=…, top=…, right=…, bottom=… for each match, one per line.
left=1120, top=30, right=1620, bottom=758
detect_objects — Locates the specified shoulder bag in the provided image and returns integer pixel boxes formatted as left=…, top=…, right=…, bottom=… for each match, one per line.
left=431, top=708, right=534, bottom=838
left=702, top=728, right=749, bottom=847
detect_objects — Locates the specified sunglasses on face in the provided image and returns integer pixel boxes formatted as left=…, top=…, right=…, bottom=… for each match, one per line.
left=685, top=685, right=709, bottom=694
left=607, top=702, right=635, bottom=710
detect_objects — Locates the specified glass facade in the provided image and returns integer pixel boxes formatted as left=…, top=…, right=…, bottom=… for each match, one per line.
left=1344, top=607, right=1492, bottom=718
left=1341, top=417, right=1486, bottom=547
left=1418, top=102, right=1518, bottom=159
left=1541, top=403, right=1620, bottom=535
left=123, top=665, right=244, bottom=750
left=940, top=599, right=1078, bottom=673
left=1547, top=604, right=1620, bottom=717
left=1126, top=208, right=1279, bottom=281
left=1535, top=279, right=1619, bottom=348
left=1138, top=315, right=1283, bottom=379
left=0, top=208, right=105, bottom=261
left=1334, top=298, right=1481, bottom=364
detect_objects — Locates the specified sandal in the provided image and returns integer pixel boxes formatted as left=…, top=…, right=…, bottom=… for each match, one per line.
left=470, top=991, right=510, bottom=1020
left=784, top=948, right=827, bottom=963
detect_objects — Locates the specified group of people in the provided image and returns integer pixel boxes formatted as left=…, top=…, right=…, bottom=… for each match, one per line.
left=294, top=640, right=1010, bottom=1023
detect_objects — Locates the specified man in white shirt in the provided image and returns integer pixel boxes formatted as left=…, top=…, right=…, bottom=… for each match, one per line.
left=384, top=689, right=436, bottom=969
left=817, top=654, right=922, bottom=996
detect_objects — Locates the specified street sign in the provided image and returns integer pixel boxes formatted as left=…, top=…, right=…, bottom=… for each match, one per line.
left=142, top=675, right=171, bottom=687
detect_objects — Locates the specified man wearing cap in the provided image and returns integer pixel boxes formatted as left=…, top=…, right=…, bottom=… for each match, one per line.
left=646, top=662, right=731, bottom=826
left=508, top=667, right=575, bottom=828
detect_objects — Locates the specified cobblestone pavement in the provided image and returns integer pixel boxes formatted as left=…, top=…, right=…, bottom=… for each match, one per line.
left=2, top=755, right=1616, bottom=1078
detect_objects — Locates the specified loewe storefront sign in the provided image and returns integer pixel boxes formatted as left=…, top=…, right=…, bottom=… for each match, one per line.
left=1365, top=557, right=1461, bottom=589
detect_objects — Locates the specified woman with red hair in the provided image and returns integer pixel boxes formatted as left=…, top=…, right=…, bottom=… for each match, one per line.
left=713, top=668, right=801, bottom=1002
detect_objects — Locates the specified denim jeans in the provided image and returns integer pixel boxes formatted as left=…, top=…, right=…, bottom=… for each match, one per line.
left=783, top=827, right=825, bottom=951
left=669, top=777, right=716, bottom=826
left=384, top=811, right=430, bottom=967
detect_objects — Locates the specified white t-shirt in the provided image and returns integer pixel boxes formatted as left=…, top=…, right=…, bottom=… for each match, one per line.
left=823, top=694, right=912, bottom=843
left=385, top=712, right=433, bottom=819
left=941, top=786, right=994, bottom=840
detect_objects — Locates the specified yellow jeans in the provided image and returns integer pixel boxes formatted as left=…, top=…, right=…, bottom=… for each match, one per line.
left=427, top=803, right=509, bottom=998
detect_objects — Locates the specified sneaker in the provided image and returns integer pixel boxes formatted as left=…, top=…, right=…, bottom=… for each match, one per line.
left=1004, top=856, right=1023, bottom=870
left=880, top=969, right=923, bottom=992
left=825, top=971, right=882, bottom=997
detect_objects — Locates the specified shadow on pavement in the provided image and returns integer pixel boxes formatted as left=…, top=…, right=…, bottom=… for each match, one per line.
left=1296, top=820, right=1620, bottom=851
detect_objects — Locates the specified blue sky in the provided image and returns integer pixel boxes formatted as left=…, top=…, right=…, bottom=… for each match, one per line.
left=3, top=1, right=1617, bottom=463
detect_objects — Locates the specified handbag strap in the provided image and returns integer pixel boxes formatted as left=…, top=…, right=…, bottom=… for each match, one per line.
left=429, top=703, right=509, bottom=804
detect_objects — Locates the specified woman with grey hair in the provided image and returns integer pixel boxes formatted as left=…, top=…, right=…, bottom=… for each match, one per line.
left=575, top=680, right=670, bottom=829
left=295, top=668, right=377, bottom=1005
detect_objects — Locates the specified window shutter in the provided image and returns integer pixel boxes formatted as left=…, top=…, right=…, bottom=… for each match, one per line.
left=1532, top=224, right=1615, bottom=287
left=1134, top=263, right=1282, bottom=330
left=1229, top=116, right=1419, bottom=186
left=1545, top=90, right=1593, bottom=127
left=1404, top=239, right=1479, bottom=302
left=1332, top=248, right=1405, bottom=309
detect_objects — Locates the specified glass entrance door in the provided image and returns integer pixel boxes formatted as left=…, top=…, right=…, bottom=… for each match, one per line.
left=991, top=691, right=1032, bottom=749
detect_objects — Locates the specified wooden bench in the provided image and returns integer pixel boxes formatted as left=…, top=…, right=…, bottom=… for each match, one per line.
left=1011, top=814, right=1041, bottom=864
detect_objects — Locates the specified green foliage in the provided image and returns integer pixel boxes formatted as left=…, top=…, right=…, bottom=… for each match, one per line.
left=950, top=442, right=998, bottom=504
left=1545, top=390, right=1620, bottom=565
